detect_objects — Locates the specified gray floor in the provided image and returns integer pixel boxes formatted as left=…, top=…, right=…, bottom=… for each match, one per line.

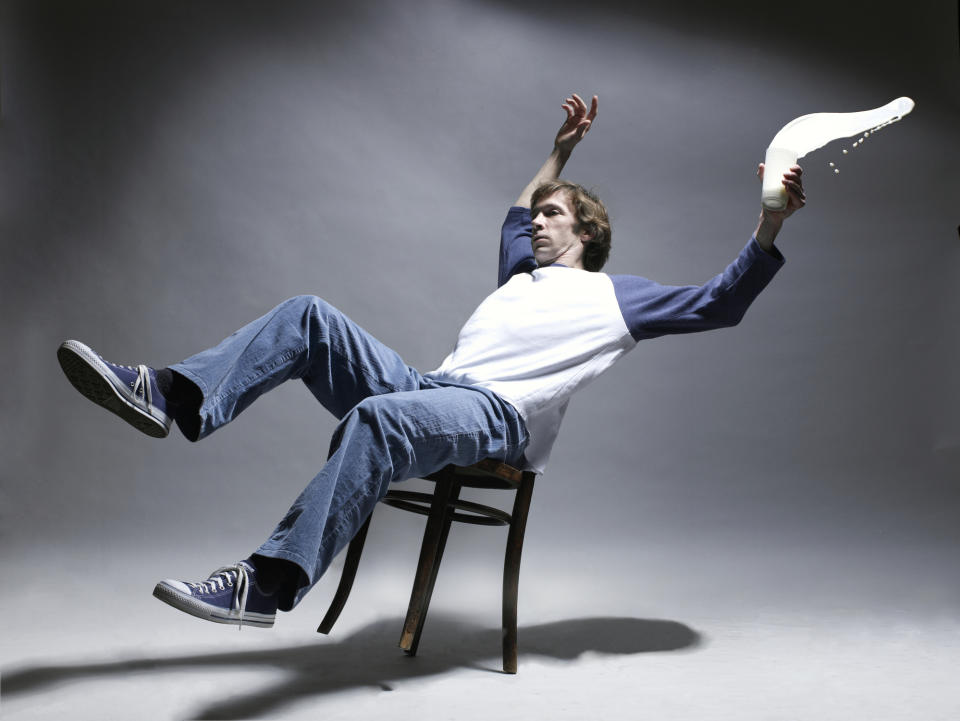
left=3, top=532, right=958, bottom=720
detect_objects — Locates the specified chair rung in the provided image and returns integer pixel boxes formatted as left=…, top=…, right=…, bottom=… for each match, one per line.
left=383, top=490, right=512, bottom=526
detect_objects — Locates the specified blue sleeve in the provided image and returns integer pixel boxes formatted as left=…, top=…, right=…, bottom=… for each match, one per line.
left=611, top=236, right=785, bottom=342
left=498, top=206, right=537, bottom=287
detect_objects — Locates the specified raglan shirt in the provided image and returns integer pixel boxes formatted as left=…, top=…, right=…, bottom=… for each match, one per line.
left=425, top=206, right=785, bottom=473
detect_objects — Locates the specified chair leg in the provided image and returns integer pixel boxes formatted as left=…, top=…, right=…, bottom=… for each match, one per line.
left=398, top=474, right=458, bottom=653
left=501, top=472, right=535, bottom=674
left=317, top=513, right=373, bottom=634
left=406, top=481, right=461, bottom=656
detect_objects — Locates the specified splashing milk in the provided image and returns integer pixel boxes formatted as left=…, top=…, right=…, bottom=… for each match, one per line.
left=761, top=96, right=915, bottom=210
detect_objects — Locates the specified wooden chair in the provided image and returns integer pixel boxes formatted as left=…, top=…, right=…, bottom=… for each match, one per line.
left=317, top=459, right=537, bottom=674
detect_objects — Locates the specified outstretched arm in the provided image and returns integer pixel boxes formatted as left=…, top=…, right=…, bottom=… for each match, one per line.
left=514, top=93, right=598, bottom=208
left=753, top=163, right=806, bottom=253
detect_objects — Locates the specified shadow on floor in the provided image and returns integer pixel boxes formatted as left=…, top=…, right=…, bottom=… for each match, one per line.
left=2, top=614, right=702, bottom=719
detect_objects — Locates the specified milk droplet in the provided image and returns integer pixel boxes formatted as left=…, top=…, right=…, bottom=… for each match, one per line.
left=829, top=162, right=835, bottom=167
left=842, top=149, right=848, bottom=154
left=834, top=168, right=840, bottom=174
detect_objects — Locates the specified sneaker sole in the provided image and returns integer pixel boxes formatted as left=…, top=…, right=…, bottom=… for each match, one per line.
left=153, top=582, right=276, bottom=628
left=57, top=340, right=170, bottom=438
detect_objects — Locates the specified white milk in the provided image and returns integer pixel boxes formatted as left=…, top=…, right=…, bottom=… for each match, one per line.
left=761, top=96, right=914, bottom=210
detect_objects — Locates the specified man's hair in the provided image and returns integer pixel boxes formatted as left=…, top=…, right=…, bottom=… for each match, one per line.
left=531, top=180, right=612, bottom=272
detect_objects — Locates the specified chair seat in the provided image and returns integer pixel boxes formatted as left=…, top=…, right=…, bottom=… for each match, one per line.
left=444, top=458, right=524, bottom=485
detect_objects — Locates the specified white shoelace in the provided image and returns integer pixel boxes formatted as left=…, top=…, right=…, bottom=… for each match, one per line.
left=188, top=563, right=251, bottom=629
left=131, top=364, right=153, bottom=405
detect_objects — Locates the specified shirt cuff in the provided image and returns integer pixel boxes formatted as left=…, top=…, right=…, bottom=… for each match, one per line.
left=749, top=234, right=786, bottom=265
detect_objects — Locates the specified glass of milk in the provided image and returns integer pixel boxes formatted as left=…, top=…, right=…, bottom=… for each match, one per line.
left=761, top=146, right=797, bottom=211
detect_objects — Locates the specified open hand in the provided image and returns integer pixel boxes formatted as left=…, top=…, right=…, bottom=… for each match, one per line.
left=555, top=93, right=598, bottom=153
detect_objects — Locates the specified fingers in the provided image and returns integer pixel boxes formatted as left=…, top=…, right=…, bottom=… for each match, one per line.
left=587, top=94, right=598, bottom=121
left=562, top=97, right=582, bottom=124
left=782, top=165, right=806, bottom=206
left=783, top=179, right=806, bottom=205
left=564, top=93, right=597, bottom=120
left=558, top=93, right=598, bottom=146
left=571, top=93, right=598, bottom=121
left=781, top=166, right=803, bottom=188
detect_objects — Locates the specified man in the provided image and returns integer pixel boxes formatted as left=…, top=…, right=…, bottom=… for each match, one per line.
left=57, top=94, right=805, bottom=628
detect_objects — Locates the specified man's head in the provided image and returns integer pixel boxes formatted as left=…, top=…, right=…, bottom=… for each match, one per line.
left=530, top=180, right=611, bottom=272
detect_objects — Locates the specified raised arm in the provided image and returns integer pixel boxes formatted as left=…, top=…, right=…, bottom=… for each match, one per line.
left=514, top=93, right=598, bottom=208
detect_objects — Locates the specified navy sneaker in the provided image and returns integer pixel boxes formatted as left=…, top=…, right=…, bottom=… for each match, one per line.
left=57, top=339, right=173, bottom=438
left=153, top=561, right=278, bottom=628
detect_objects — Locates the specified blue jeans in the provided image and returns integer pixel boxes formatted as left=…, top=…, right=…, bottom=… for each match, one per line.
left=170, top=295, right=528, bottom=610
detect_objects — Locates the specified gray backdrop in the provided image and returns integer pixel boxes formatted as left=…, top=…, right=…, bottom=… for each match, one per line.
left=1, top=0, right=958, bottom=610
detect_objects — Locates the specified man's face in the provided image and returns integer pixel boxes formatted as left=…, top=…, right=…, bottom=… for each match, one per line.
left=530, top=191, right=588, bottom=270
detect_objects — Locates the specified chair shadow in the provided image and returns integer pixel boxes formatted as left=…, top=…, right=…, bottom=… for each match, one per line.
left=2, top=614, right=703, bottom=719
